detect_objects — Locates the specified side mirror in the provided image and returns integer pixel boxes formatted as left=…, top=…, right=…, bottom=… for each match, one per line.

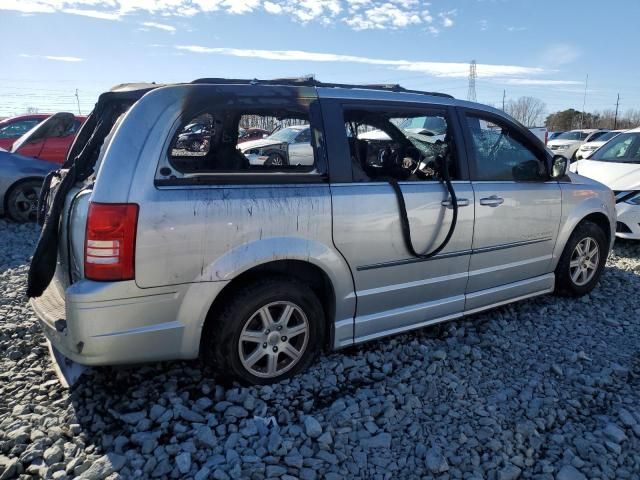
left=550, top=155, right=568, bottom=179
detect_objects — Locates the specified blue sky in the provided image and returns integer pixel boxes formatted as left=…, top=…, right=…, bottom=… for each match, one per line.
left=1, top=0, right=639, bottom=118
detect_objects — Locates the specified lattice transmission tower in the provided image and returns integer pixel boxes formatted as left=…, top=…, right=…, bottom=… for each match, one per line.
left=467, top=60, right=477, bottom=102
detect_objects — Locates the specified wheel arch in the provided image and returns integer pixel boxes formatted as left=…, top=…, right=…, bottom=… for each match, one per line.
left=199, top=259, right=337, bottom=356
left=552, top=207, right=613, bottom=270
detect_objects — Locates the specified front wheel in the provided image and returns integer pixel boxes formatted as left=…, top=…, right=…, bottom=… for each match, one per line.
left=555, top=220, right=608, bottom=296
left=203, top=278, right=325, bottom=385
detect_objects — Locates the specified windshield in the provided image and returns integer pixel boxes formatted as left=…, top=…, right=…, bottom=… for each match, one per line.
left=268, top=127, right=305, bottom=143
left=398, top=116, right=447, bottom=135
left=592, top=131, right=621, bottom=142
left=555, top=131, right=588, bottom=141
left=589, top=133, right=640, bottom=163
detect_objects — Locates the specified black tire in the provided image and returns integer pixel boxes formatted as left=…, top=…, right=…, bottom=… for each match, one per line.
left=202, top=278, right=325, bottom=385
left=189, top=140, right=201, bottom=152
left=265, top=153, right=286, bottom=166
left=5, top=179, right=42, bottom=223
left=555, top=220, right=608, bottom=297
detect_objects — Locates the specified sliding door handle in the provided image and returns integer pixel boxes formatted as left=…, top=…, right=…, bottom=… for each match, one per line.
left=479, top=195, right=504, bottom=207
left=441, top=198, right=470, bottom=208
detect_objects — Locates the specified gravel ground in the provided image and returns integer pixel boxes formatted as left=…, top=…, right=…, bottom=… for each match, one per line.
left=1, top=218, right=640, bottom=480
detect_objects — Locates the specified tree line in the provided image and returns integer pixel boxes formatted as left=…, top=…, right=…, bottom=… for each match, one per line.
left=501, top=96, right=640, bottom=131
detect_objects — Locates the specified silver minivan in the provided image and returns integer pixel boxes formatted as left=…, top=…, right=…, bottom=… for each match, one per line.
left=29, top=79, right=616, bottom=385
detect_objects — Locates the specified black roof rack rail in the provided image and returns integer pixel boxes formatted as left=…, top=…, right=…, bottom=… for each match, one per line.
left=190, top=77, right=454, bottom=99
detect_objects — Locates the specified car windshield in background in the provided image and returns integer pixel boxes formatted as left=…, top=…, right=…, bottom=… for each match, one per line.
left=268, top=127, right=303, bottom=143
left=593, top=131, right=620, bottom=142
left=589, top=133, right=640, bottom=163
left=556, top=131, right=588, bottom=140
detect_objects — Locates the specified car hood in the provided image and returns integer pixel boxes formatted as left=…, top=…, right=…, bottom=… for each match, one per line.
left=570, top=159, right=640, bottom=190
left=238, top=138, right=285, bottom=151
left=11, top=112, right=76, bottom=154
left=579, top=141, right=607, bottom=150
left=548, top=139, right=581, bottom=147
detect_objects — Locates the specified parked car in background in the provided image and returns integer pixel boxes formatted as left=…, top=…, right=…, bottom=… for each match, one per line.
left=238, top=127, right=270, bottom=144
left=570, top=127, right=640, bottom=238
left=575, top=130, right=625, bottom=160
left=174, top=121, right=211, bottom=152
left=0, top=114, right=49, bottom=150
left=11, top=112, right=86, bottom=164
left=28, top=79, right=615, bottom=387
left=548, top=131, right=564, bottom=141
left=1, top=113, right=83, bottom=222
left=239, top=124, right=313, bottom=166
left=528, top=127, right=548, bottom=145
left=547, top=129, right=609, bottom=161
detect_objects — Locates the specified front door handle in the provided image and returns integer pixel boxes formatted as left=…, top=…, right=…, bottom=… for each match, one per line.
left=441, top=198, right=470, bottom=208
left=479, top=195, right=504, bottom=207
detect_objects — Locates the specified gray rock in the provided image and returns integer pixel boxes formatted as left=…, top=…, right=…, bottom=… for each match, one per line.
left=78, top=454, right=126, bottom=480
left=425, top=448, right=449, bottom=474
left=44, top=446, right=63, bottom=465
left=603, top=423, right=627, bottom=443
left=176, top=452, right=191, bottom=474
left=498, top=464, right=522, bottom=480
left=556, top=465, right=587, bottom=480
left=304, top=416, right=323, bottom=438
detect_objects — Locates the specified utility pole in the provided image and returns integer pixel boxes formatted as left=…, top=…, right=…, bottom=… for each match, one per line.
left=467, top=60, right=477, bottom=102
left=502, top=89, right=506, bottom=111
left=580, top=74, right=588, bottom=129
left=75, top=89, right=81, bottom=115
left=614, top=93, right=620, bottom=129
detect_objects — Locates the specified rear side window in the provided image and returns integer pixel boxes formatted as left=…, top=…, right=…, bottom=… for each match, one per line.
left=168, top=108, right=317, bottom=174
left=466, top=114, right=548, bottom=181
left=0, top=119, right=42, bottom=139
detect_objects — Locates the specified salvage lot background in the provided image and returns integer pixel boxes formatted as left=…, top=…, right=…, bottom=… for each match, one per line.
left=1, top=219, right=640, bottom=480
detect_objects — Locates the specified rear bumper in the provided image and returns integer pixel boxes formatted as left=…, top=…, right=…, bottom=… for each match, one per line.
left=30, top=279, right=227, bottom=366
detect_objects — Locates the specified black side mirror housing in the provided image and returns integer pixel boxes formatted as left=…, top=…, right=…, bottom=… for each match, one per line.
left=550, top=155, right=569, bottom=179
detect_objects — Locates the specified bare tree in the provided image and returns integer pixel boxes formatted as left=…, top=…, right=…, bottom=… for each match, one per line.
left=505, top=96, right=546, bottom=127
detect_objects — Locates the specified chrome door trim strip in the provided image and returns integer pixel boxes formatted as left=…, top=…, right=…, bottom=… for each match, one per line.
left=357, top=236, right=552, bottom=271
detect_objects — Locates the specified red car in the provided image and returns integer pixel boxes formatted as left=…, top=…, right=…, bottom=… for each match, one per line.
left=0, top=113, right=86, bottom=163
left=0, top=114, right=49, bottom=150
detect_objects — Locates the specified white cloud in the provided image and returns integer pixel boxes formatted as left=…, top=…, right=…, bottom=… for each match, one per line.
left=175, top=45, right=549, bottom=79
left=141, top=21, right=176, bottom=31
left=438, top=9, right=456, bottom=28
left=540, top=43, right=581, bottom=66
left=19, top=53, right=84, bottom=62
left=0, top=0, right=457, bottom=31
left=506, top=26, right=526, bottom=32
left=479, top=19, right=488, bottom=31
left=62, top=8, right=122, bottom=20
left=502, top=78, right=582, bottom=86
left=263, top=1, right=282, bottom=13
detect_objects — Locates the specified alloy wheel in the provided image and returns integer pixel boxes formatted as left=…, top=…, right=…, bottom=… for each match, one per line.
left=569, top=236, right=599, bottom=286
left=238, top=301, right=309, bottom=378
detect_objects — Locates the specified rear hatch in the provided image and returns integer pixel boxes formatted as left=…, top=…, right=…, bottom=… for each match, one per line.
left=27, top=84, right=159, bottom=299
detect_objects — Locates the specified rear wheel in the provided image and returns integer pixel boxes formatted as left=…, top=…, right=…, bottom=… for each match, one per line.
left=555, top=220, right=608, bottom=296
left=203, top=278, right=325, bottom=385
left=5, top=179, right=42, bottom=223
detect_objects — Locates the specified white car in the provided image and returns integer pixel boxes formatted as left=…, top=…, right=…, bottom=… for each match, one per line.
left=575, top=130, right=625, bottom=160
left=569, top=127, right=640, bottom=239
left=547, top=129, right=609, bottom=160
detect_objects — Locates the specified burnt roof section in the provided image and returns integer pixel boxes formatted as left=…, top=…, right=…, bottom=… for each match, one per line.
left=191, top=77, right=454, bottom=99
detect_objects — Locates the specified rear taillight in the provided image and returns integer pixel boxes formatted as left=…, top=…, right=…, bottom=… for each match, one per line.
left=85, top=202, right=139, bottom=281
